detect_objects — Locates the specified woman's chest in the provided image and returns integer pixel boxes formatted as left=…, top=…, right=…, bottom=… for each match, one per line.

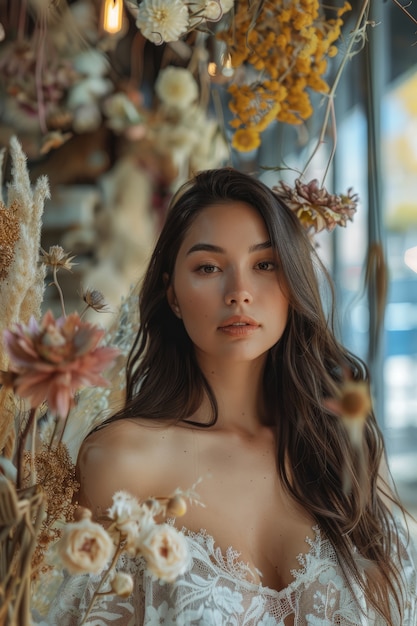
left=162, top=446, right=316, bottom=592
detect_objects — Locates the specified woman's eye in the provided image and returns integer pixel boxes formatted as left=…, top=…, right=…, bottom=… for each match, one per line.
left=256, top=261, right=275, bottom=271
left=198, top=264, right=219, bottom=274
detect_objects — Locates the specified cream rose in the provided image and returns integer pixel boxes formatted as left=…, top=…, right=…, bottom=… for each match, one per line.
left=155, top=67, right=198, bottom=110
left=140, top=524, right=190, bottom=582
left=57, top=517, right=113, bottom=575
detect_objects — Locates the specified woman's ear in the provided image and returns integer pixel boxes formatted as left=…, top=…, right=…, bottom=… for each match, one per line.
left=164, top=275, right=182, bottom=318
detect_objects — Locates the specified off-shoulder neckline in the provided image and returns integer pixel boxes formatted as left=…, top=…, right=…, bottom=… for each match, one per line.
left=172, top=523, right=328, bottom=598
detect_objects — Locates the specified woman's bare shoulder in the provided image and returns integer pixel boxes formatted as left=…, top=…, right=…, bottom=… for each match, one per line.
left=76, top=418, right=174, bottom=519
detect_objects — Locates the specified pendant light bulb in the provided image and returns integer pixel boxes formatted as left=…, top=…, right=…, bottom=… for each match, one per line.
left=103, top=0, right=123, bottom=34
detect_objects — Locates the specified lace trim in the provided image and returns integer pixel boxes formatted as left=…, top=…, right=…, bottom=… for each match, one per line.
left=168, top=522, right=326, bottom=598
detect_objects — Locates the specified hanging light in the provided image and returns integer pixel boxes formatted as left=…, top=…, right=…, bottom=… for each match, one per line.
left=103, top=0, right=123, bottom=34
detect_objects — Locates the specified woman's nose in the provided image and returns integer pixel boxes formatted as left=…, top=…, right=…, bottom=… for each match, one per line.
left=224, top=273, right=253, bottom=305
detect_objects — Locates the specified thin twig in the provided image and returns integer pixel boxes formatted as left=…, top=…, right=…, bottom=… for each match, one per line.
left=34, top=10, right=48, bottom=135
left=78, top=542, right=125, bottom=626
left=52, top=266, right=67, bottom=318
left=320, top=99, right=337, bottom=186
left=16, top=408, right=37, bottom=489
left=390, top=0, right=417, bottom=25
left=301, top=0, right=371, bottom=181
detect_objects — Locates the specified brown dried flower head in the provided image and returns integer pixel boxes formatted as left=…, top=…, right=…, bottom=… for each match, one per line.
left=40, top=246, right=76, bottom=272
left=0, top=199, right=20, bottom=280
left=273, top=178, right=359, bottom=234
left=325, top=379, right=372, bottom=423
left=82, top=288, right=110, bottom=313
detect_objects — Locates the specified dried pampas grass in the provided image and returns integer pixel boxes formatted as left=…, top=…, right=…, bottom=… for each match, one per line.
left=0, top=137, right=49, bottom=453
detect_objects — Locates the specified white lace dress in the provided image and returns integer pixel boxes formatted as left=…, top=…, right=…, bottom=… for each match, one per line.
left=37, top=523, right=417, bottom=626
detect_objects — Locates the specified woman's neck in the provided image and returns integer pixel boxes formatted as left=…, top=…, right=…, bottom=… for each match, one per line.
left=193, top=355, right=267, bottom=435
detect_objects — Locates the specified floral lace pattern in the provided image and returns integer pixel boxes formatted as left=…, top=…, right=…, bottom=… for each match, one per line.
left=37, top=522, right=417, bottom=625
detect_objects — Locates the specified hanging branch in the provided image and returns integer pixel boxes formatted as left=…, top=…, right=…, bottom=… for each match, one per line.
left=390, top=0, right=417, bottom=26
left=301, top=0, right=372, bottom=184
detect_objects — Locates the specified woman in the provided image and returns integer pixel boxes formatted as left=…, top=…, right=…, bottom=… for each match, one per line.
left=72, top=168, right=415, bottom=624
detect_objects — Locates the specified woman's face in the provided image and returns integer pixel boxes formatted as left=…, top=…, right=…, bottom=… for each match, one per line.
left=167, top=201, right=289, bottom=368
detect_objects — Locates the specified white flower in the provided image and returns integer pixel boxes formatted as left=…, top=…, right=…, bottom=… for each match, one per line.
left=72, top=103, right=102, bottom=134
left=189, top=118, right=229, bottom=172
left=56, top=517, right=113, bottom=575
left=189, top=0, right=234, bottom=24
left=111, top=571, right=134, bottom=597
left=136, top=0, right=189, bottom=44
left=139, top=524, right=190, bottom=582
left=107, top=490, right=154, bottom=552
left=108, top=490, right=143, bottom=524
left=153, top=121, right=199, bottom=157
left=102, top=93, right=143, bottom=132
left=72, top=50, right=110, bottom=77
left=155, top=66, right=198, bottom=110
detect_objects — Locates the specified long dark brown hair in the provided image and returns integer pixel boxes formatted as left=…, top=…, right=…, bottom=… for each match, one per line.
left=104, top=167, right=408, bottom=622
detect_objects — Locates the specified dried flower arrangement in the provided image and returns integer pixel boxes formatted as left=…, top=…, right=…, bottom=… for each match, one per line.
left=0, top=138, right=197, bottom=626
left=218, top=0, right=353, bottom=151
left=0, top=0, right=384, bottom=622
left=274, top=177, right=359, bottom=234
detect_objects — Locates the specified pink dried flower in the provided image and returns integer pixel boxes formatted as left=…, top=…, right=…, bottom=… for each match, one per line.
left=3, top=310, right=119, bottom=417
left=273, top=178, right=358, bottom=234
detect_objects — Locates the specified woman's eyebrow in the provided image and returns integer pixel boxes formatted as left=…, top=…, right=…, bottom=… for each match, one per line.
left=186, top=240, right=272, bottom=255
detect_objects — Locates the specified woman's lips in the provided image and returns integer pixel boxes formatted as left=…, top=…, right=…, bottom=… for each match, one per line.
left=218, top=316, right=260, bottom=336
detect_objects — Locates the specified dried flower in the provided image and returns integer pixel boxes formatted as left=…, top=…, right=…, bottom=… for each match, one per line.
left=39, top=131, right=73, bottom=155
left=139, top=523, right=190, bottom=582
left=111, top=572, right=134, bottom=597
left=155, top=67, right=199, bottom=110
left=189, top=0, right=234, bottom=24
left=40, top=246, right=76, bottom=272
left=74, top=506, right=93, bottom=522
left=0, top=137, right=48, bottom=376
left=273, top=178, right=358, bottom=234
left=166, top=494, right=187, bottom=518
left=324, top=378, right=372, bottom=448
left=30, top=443, right=79, bottom=580
left=0, top=199, right=20, bottom=281
left=82, top=288, right=110, bottom=313
left=135, top=0, right=190, bottom=44
left=3, top=310, right=120, bottom=417
left=231, top=128, right=261, bottom=152
left=218, top=0, right=352, bottom=147
left=107, top=491, right=154, bottom=554
left=56, top=516, right=113, bottom=575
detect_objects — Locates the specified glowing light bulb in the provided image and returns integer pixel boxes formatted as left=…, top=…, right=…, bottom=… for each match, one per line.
left=103, top=0, right=123, bottom=34
left=221, top=53, right=234, bottom=77
left=208, top=62, right=217, bottom=77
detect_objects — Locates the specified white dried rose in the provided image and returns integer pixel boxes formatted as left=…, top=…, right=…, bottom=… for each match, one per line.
left=136, top=0, right=189, bottom=44
left=107, top=490, right=154, bottom=552
left=111, top=572, right=134, bottom=597
left=108, top=490, right=143, bottom=525
left=140, top=524, right=190, bottom=582
left=155, top=67, right=198, bottom=110
left=57, top=517, right=113, bottom=575
left=189, top=0, right=234, bottom=23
